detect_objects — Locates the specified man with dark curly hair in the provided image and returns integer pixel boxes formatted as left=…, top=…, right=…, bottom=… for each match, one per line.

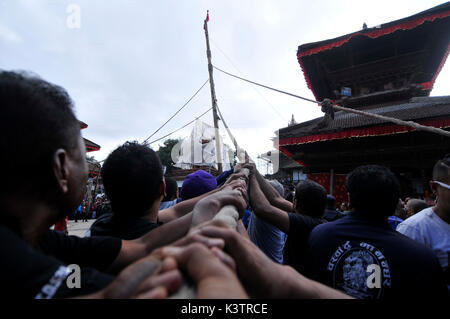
left=305, top=165, right=448, bottom=299
left=0, top=70, right=248, bottom=299
left=88, top=141, right=237, bottom=239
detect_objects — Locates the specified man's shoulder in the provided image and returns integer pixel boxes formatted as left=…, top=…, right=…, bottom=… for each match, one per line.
left=251, top=213, right=285, bottom=235
left=407, top=207, right=433, bottom=222
left=391, top=230, right=445, bottom=266
left=0, top=224, right=22, bottom=243
left=0, top=225, right=70, bottom=298
left=288, top=212, right=325, bottom=230
left=37, top=228, right=67, bottom=247
left=92, top=212, right=113, bottom=224
left=309, top=213, right=396, bottom=243
left=312, top=213, right=350, bottom=231
left=397, top=207, right=433, bottom=230
left=89, top=213, right=114, bottom=232
left=308, top=215, right=438, bottom=259
left=91, top=213, right=160, bottom=240
left=308, top=217, right=341, bottom=241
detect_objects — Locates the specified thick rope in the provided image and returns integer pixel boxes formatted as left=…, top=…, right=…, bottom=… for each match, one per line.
left=213, top=167, right=250, bottom=228
left=169, top=168, right=250, bottom=299
left=214, top=65, right=318, bottom=104
left=328, top=101, right=450, bottom=137
left=214, top=65, right=450, bottom=138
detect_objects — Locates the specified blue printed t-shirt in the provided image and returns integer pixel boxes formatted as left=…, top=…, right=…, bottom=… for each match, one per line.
left=304, top=211, right=448, bottom=299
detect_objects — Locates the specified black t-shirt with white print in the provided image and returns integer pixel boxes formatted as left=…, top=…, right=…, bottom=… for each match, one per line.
left=304, top=212, right=448, bottom=299
left=0, top=225, right=121, bottom=299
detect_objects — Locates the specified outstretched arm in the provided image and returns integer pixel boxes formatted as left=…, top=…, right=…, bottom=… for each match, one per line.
left=106, top=213, right=193, bottom=274
left=249, top=174, right=290, bottom=234
left=159, top=243, right=248, bottom=299
left=197, top=223, right=352, bottom=299
left=244, top=163, right=294, bottom=213
left=157, top=173, right=248, bottom=223
left=107, top=182, right=247, bottom=274
left=157, top=189, right=216, bottom=223
left=81, top=241, right=247, bottom=299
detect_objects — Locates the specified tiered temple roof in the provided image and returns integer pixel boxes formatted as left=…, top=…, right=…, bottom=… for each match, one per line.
left=278, top=2, right=450, bottom=173
left=79, top=121, right=101, bottom=152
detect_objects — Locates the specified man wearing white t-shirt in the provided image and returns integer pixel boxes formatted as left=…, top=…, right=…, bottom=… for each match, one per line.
left=397, top=155, right=450, bottom=290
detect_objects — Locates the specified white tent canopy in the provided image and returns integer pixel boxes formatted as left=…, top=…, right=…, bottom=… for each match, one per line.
left=171, top=120, right=233, bottom=171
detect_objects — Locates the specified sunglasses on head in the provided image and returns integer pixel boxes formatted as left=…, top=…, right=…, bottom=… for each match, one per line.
left=432, top=181, right=450, bottom=190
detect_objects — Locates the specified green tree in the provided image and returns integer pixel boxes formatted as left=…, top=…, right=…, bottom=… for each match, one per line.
left=156, top=138, right=180, bottom=174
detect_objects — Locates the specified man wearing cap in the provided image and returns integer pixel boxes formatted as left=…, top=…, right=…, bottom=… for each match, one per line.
left=180, top=170, right=218, bottom=201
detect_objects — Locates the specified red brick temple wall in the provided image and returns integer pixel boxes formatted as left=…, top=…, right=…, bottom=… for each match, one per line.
left=307, top=173, right=348, bottom=207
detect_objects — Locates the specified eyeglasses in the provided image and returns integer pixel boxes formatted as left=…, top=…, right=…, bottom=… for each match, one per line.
left=432, top=181, right=450, bottom=190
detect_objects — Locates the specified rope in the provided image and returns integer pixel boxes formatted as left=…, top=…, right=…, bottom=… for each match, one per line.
left=143, top=79, right=209, bottom=143
left=214, top=65, right=450, bottom=138
left=169, top=167, right=250, bottom=299
left=329, top=101, right=450, bottom=138
left=213, top=65, right=318, bottom=104
left=210, top=39, right=287, bottom=122
left=146, top=107, right=213, bottom=145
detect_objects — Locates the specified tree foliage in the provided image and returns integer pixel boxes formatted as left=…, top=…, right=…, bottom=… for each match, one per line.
left=156, top=138, right=180, bottom=174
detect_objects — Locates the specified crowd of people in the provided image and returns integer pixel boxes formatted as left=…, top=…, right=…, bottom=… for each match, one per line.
left=73, top=197, right=110, bottom=222
left=0, top=70, right=448, bottom=299
left=53, top=196, right=111, bottom=234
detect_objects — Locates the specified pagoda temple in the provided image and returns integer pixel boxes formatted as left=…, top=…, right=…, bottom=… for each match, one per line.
left=79, top=120, right=101, bottom=178
left=79, top=120, right=101, bottom=153
left=277, top=2, right=450, bottom=205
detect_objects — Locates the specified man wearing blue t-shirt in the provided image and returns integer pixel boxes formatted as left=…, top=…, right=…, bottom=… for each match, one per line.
left=244, top=163, right=327, bottom=273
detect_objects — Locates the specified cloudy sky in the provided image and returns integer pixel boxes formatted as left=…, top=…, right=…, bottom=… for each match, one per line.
left=1, top=0, right=449, bottom=165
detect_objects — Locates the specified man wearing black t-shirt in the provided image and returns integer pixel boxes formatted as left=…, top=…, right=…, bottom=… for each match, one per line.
left=87, top=141, right=241, bottom=240
left=305, top=165, right=448, bottom=299
left=245, top=163, right=327, bottom=273
left=0, top=70, right=248, bottom=299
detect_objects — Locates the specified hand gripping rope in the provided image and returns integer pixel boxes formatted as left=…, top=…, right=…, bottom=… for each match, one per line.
left=169, top=167, right=250, bottom=299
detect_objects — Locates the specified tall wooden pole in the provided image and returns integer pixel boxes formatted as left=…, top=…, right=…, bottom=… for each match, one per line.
left=204, top=12, right=223, bottom=173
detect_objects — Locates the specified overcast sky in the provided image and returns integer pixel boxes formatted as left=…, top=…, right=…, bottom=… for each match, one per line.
left=1, top=0, right=449, bottom=164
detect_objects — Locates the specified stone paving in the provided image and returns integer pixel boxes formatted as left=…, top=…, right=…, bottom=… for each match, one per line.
left=67, top=220, right=95, bottom=237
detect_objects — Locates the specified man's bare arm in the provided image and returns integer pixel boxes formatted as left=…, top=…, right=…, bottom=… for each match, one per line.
left=158, top=175, right=248, bottom=223
left=106, top=213, right=193, bottom=274
left=249, top=174, right=290, bottom=234
left=197, top=224, right=352, bottom=299
left=107, top=183, right=247, bottom=274
left=157, top=190, right=216, bottom=223
left=281, top=265, right=352, bottom=299
left=245, top=163, right=294, bottom=212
